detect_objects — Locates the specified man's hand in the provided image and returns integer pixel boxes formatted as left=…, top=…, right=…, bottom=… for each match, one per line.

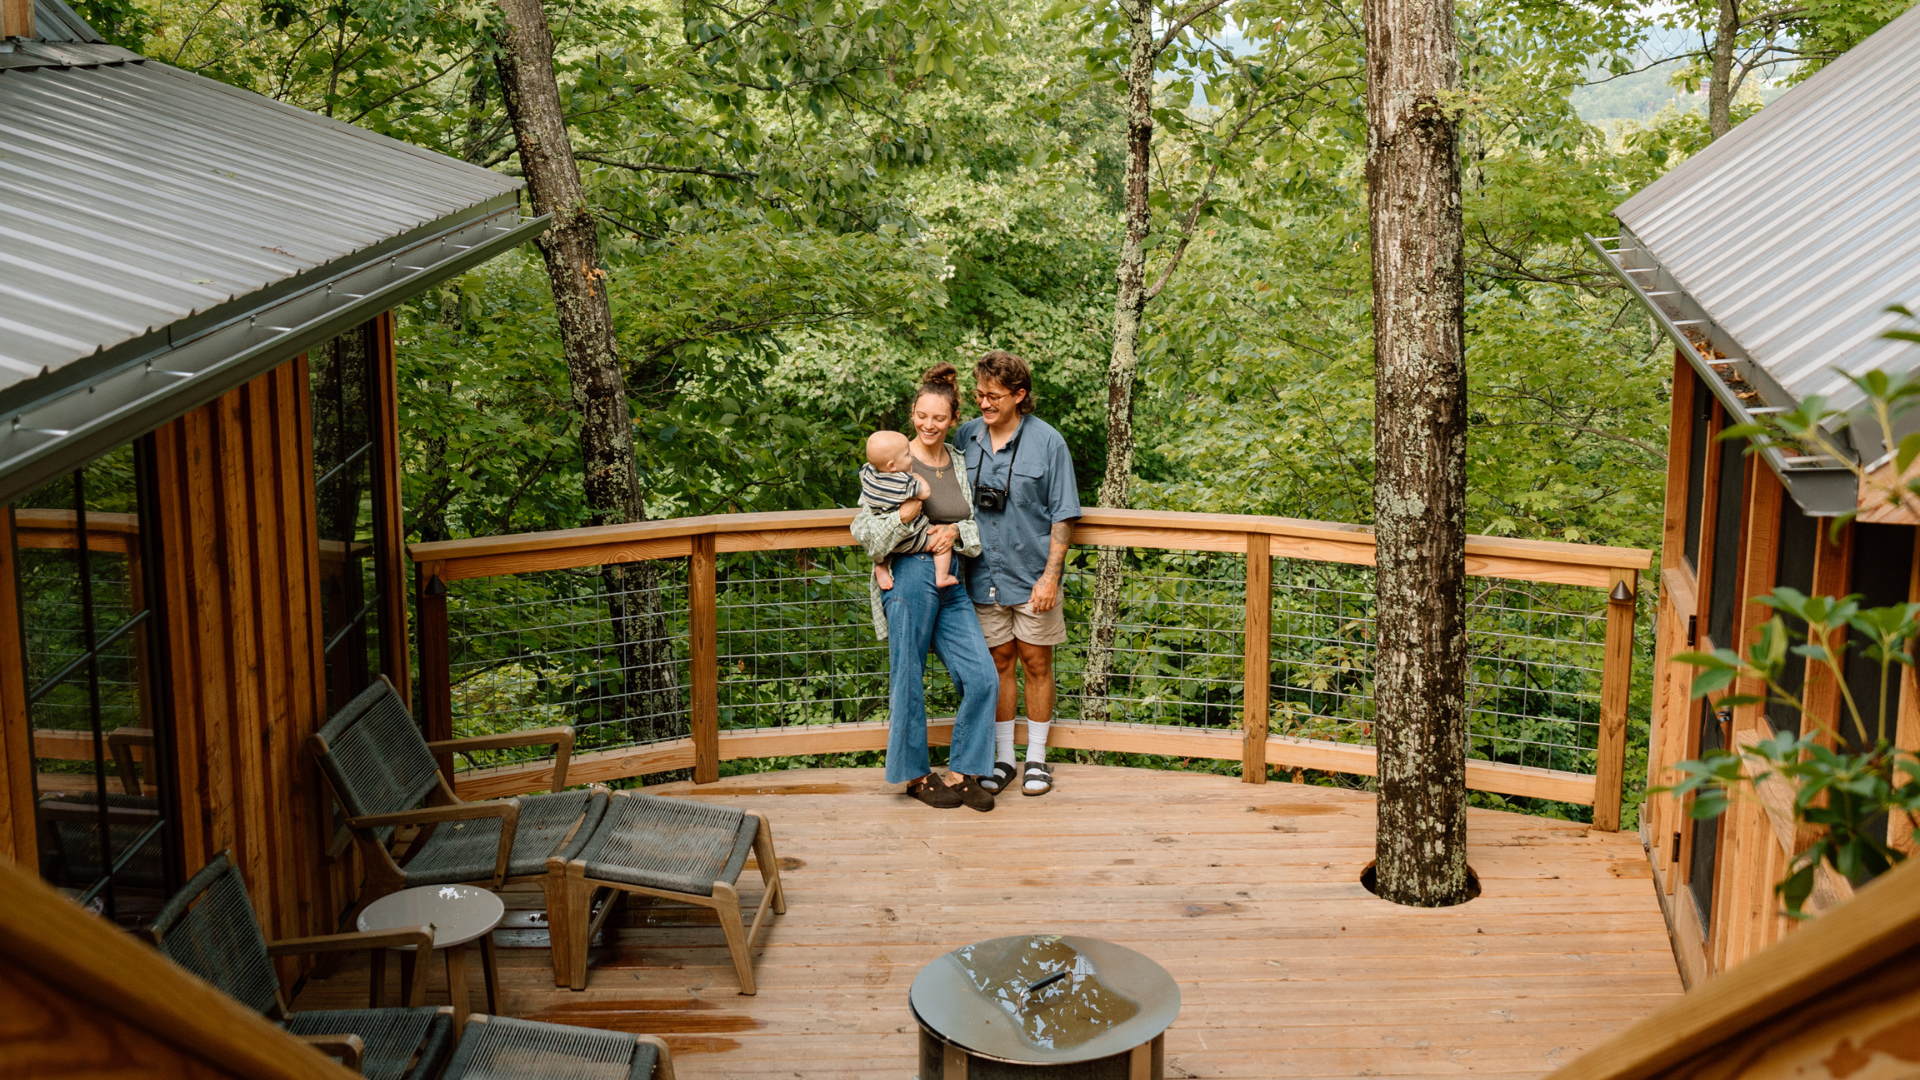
left=926, top=524, right=959, bottom=554
left=1030, top=519, right=1072, bottom=612
left=1030, top=571, right=1062, bottom=612
left=898, top=498, right=923, bottom=523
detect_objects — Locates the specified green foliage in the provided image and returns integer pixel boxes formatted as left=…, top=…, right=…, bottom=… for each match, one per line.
left=1669, top=341, right=1920, bottom=915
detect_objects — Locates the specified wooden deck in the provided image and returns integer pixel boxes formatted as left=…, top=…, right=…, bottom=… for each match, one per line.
left=292, top=765, right=1683, bottom=1079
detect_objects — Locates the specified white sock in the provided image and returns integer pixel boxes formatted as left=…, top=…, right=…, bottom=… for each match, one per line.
left=1025, top=720, right=1051, bottom=763
left=995, top=720, right=1016, bottom=767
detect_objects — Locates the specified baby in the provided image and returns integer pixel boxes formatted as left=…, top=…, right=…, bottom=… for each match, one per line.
left=860, top=430, right=958, bottom=590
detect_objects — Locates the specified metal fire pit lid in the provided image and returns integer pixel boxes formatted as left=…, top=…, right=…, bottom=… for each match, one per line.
left=909, top=935, right=1180, bottom=1064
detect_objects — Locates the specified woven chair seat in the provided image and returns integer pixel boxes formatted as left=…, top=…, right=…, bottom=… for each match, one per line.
left=574, top=793, right=756, bottom=896
left=285, top=1008, right=453, bottom=1080
left=444, top=1016, right=657, bottom=1080
left=401, top=789, right=607, bottom=885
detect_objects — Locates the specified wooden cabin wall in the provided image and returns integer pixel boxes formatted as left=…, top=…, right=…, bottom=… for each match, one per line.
left=147, top=355, right=353, bottom=960
left=1646, top=349, right=1920, bottom=985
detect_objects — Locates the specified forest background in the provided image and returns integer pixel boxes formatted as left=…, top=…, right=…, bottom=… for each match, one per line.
left=77, top=0, right=1917, bottom=815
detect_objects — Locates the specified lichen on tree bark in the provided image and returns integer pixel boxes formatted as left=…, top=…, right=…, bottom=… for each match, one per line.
left=493, top=0, right=680, bottom=738
left=1082, top=0, right=1158, bottom=721
left=1365, top=0, right=1471, bottom=906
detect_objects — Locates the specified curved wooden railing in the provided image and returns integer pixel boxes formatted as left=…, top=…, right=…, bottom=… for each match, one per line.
left=411, top=508, right=1653, bottom=828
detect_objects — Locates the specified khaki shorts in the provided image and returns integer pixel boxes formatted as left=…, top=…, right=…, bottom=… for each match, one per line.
left=974, top=600, right=1067, bottom=648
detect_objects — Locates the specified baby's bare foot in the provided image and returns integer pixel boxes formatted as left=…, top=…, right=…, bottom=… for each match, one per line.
left=935, top=572, right=960, bottom=588
left=875, top=564, right=895, bottom=590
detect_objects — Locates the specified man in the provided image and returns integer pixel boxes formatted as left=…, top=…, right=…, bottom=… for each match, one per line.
left=956, top=350, right=1082, bottom=797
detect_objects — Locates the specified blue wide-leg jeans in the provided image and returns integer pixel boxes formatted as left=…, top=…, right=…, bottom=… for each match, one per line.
left=882, top=552, right=998, bottom=783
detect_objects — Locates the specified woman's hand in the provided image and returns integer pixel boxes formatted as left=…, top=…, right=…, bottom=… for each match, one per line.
left=898, top=498, right=923, bottom=523
left=926, top=524, right=959, bottom=554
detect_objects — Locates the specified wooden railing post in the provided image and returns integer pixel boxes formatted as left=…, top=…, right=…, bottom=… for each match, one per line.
left=1243, top=533, right=1272, bottom=783
left=416, top=561, right=454, bottom=779
left=690, top=533, right=719, bottom=785
left=1594, top=567, right=1638, bottom=831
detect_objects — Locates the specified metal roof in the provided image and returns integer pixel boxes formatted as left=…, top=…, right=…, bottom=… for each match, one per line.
left=29, top=0, right=104, bottom=43
left=0, top=24, right=546, bottom=503
left=1598, top=4, right=1920, bottom=515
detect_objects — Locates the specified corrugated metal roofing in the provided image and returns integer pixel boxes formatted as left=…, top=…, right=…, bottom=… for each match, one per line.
left=1614, top=4, right=1920, bottom=424
left=0, top=58, right=522, bottom=395
left=29, top=0, right=104, bottom=43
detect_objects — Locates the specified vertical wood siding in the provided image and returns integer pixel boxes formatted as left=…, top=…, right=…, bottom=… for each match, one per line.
left=1648, top=349, right=1920, bottom=983
left=149, top=358, right=353, bottom=966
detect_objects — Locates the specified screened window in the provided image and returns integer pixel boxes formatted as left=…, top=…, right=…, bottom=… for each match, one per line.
left=15, top=441, right=176, bottom=923
left=1682, top=375, right=1713, bottom=572
left=312, top=322, right=395, bottom=714
left=1842, top=523, right=1914, bottom=752
left=1768, top=497, right=1819, bottom=735
left=1705, top=431, right=1748, bottom=648
left=1688, top=698, right=1725, bottom=934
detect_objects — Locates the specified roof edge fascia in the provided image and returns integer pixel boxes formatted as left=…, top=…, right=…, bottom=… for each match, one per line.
left=1588, top=228, right=1859, bottom=517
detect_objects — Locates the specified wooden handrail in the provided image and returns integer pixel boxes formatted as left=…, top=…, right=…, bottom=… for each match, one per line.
left=0, top=854, right=356, bottom=1080
left=411, top=507, right=1650, bottom=821
left=408, top=506, right=1653, bottom=582
left=1542, top=851, right=1920, bottom=1080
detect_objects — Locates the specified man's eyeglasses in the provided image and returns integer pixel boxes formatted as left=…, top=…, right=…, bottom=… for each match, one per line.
left=975, top=389, right=1012, bottom=404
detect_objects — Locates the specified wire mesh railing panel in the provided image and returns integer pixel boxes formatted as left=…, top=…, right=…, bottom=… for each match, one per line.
left=1053, top=548, right=1248, bottom=728
left=1463, top=579, right=1608, bottom=774
left=1268, top=559, right=1378, bottom=744
left=715, top=549, right=898, bottom=731
left=430, top=530, right=1623, bottom=791
left=446, top=560, right=690, bottom=763
left=1263, top=560, right=1609, bottom=774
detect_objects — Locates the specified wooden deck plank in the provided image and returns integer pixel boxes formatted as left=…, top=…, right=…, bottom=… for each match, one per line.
left=293, top=765, right=1680, bottom=1079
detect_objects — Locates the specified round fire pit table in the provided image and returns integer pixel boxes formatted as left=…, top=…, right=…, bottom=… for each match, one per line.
left=910, top=935, right=1180, bottom=1079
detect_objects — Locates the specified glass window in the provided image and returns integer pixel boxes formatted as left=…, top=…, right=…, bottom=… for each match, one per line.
left=1688, top=697, right=1725, bottom=934
left=311, top=323, right=391, bottom=713
left=1682, top=374, right=1713, bottom=572
left=16, top=441, right=175, bottom=923
left=1842, top=523, right=1914, bottom=752
left=1705, top=431, right=1748, bottom=647
left=1768, top=497, right=1819, bottom=735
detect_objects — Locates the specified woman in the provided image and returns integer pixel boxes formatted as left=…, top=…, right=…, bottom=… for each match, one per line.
left=851, top=364, right=1000, bottom=811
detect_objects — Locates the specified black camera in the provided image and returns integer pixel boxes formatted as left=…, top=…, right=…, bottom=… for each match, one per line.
left=971, top=425, right=1026, bottom=513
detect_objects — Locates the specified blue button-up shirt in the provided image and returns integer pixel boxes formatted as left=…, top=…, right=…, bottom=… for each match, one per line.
left=956, top=414, right=1082, bottom=607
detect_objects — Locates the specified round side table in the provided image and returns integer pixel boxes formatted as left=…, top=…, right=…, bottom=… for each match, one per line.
left=359, top=884, right=505, bottom=1033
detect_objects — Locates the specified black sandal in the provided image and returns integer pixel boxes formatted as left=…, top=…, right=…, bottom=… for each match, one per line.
left=906, top=776, right=962, bottom=809
left=949, top=773, right=996, bottom=812
left=979, top=760, right=1018, bottom=795
left=1022, top=761, right=1053, bottom=796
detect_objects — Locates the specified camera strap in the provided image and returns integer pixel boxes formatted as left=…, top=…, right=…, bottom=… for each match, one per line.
left=972, top=419, right=1028, bottom=496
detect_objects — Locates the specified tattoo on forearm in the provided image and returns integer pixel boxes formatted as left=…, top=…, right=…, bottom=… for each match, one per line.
left=1046, top=521, right=1071, bottom=577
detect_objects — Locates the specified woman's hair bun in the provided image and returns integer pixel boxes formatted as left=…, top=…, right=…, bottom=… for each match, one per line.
left=920, top=362, right=958, bottom=389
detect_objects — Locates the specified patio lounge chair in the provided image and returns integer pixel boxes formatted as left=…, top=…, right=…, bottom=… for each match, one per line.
left=313, top=677, right=787, bottom=993
left=151, top=853, right=680, bottom=1079
left=447, top=1015, right=675, bottom=1080
left=552, top=789, right=786, bottom=994
left=148, top=851, right=454, bottom=1079
left=309, top=677, right=606, bottom=983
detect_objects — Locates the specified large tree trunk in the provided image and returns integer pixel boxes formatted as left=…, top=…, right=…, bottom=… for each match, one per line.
left=1082, top=0, right=1158, bottom=723
left=493, top=0, right=680, bottom=740
left=1707, top=0, right=1738, bottom=139
left=1365, top=0, right=1470, bottom=906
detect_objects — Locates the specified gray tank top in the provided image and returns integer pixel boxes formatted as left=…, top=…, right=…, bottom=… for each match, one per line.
left=911, top=455, right=970, bottom=524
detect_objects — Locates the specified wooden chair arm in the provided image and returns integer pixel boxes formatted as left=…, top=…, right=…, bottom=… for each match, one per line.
left=348, top=799, right=520, bottom=830
left=294, top=1033, right=364, bottom=1073
left=266, top=926, right=434, bottom=957
left=639, top=1034, right=676, bottom=1080
left=429, top=726, right=574, bottom=791
left=350, top=800, right=521, bottom=887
